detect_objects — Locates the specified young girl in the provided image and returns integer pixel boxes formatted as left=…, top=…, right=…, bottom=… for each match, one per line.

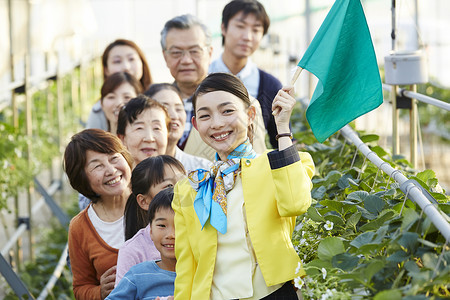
left=172, top=73, right=315, bottom=299
left=144, top=83, right=211, bottom=172
left=101, top=72, right=142, bottom=134
left=117, top=95, right=169, bottom=166
left=87, top=39, right=152, bottom=131
left=116, top=155, right=185, bottom=286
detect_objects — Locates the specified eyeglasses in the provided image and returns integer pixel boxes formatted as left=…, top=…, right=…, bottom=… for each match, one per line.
left=165, top=46, right=207, bottom=59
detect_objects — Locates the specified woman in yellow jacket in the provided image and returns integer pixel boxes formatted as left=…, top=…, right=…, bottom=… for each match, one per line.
left=173, top=72, right=314, bottom=299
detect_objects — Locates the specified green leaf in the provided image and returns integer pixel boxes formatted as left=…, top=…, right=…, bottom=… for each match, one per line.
left=337, top=173, right=354, bottom=189
left=358, top=243, right=384, bottom=254
left=350, top=231, right=375, bottom=248
left=356, top=205, right=377, bottom=220
left=404, top=260, right=420, bottom=274
left=374, top=289, right=402, bottom=300
left=304, top=259, right=333, bottom=275
left=360, top=134, right=379, bottom=143
left=318, top=237, right=345, bottom=261
left=324, top=213, right=345, bottom=226
left=307, top=206, right=325, bottom=222
left=363, top=260, right=385, bottom=282
left=319, top=199, right=344, bottom=212
left=347, top=191, right=369, bottom=202
left=422, top=253, right=439, bottom=270
left=415, top=169, right=436, bottom=184
left=401, top=208, right=420, bottom=231
left=403, top=296, right=429, bottom=300
left=397, top=232, right=419, bottom=253
left=386, top=250, right=410, bottom=263
left=363, top=195, right=385, bottom=214
left=359, top=210, right=396, bottom=231
left=312, top=186, right=327, bottom=200
left=346, top=211, right=362, bottom=229
left=371, top=146, right=388, bottom=157
left=373, top=225, right=390, bottom=244
left=332, top=252, right=359, bottom=271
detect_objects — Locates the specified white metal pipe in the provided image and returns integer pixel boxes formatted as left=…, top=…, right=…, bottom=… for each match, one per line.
left=401, top=89, right=450, bottom=111
left=340, top=125, right=450, bottom=241
left=1, top=181, right=60, bottom=256
left=36, top=242, right=68, bottom=300
left=382, top=83, right=450, bottom=111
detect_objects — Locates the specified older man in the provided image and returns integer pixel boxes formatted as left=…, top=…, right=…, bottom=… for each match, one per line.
left=161, top=14, right=266, bottom=160
left=161, top=14, right=213, bottom=151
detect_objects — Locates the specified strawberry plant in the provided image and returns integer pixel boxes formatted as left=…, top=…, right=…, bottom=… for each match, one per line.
left=293, top=126, right=449, bottom=299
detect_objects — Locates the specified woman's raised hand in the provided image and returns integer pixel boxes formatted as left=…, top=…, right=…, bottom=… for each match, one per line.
left=272, top=86, right=295, bottom=133
left=100, top=265, right=117, bottom=299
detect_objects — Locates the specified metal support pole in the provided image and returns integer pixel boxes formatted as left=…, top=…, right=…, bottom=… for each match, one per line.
left=79, top=60, right=87, bottom=123
left=409, top=84, right=418, bottom=168
left=25, top=54, right=34, bottom=261
left=25, top=0, right=34, bottom=262
left=71, top=67, right=80, bottom=131
left=391, top=85, right=400, bottom=155
left=8, top=0, right=18, bottom=129
left=45, top=52, right=55, bottom=182
left=8, top=0, right=22, bottom=271
left=391, top=0, right=396, bottom=51
left=0, top=254, right=35, bottom=299
left=56, top=52, right=64, bottom=181
left=305, top=0, right=313, bottom=99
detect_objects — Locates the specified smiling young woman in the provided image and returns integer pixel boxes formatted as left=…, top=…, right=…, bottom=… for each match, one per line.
left=172, top=73, right=315, bottom=299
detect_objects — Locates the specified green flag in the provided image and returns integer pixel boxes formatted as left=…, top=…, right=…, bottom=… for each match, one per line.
left=299, top=0, right=382, bottom=142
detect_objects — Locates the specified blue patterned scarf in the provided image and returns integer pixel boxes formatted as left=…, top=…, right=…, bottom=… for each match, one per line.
left=188, top=139, right=256, bottom=234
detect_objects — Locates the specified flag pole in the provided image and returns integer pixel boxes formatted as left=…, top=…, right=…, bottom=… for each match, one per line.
left=290, top=66, right=304, bottom=85
left=273, top=66, right=304, bottom=116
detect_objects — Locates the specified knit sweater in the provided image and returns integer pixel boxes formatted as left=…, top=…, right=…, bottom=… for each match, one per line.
left=68, top=207, right=119, bottom=300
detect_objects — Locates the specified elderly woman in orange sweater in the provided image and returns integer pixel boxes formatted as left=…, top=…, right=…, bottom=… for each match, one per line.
left=64, top=129, right=133, bottom=299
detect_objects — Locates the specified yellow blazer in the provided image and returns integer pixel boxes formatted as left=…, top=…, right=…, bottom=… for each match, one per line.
left=172, top=151, right=315, bottom=299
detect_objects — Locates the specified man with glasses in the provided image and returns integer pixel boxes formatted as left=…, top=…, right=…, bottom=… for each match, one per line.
left=161, top=14, right=213, bottom=152
left=209, top=0, right=284, bottom=149
left=161, top=14, right=266, bottom=160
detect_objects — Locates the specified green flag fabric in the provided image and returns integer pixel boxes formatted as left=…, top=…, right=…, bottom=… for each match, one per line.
left=298, top=0, right=382, bottom=142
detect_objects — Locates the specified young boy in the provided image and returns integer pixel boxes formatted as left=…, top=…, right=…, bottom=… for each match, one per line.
left=106, top=188, right=176, bottom=300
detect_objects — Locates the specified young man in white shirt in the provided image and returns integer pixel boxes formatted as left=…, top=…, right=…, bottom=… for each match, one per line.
left=209, top=0, right=284, bottom=149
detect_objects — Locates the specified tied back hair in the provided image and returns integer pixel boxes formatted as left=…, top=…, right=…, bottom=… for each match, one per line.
left=102, top=39, right=153, bottom=89
left=192, top=72, right=254, bottom=144
left=124, top=155, right=185, bottom=240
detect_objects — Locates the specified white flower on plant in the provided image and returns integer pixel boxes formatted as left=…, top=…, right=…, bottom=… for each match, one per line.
left=299, top=238, right=307, bottom=245
left=324, top=220, right=334, bottom=231
left=295, top=262, right=301, bottom=274
left=320, top=288, right=336, bottom=300
left=294, top=276, right=304, bottom=289
left=320, top=293, right=329, bottom=300
left=321, top=267, right=327, bottom=280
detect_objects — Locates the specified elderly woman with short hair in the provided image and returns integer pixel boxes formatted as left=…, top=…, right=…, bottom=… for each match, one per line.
left=64, top=129, right=133, bottom=300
